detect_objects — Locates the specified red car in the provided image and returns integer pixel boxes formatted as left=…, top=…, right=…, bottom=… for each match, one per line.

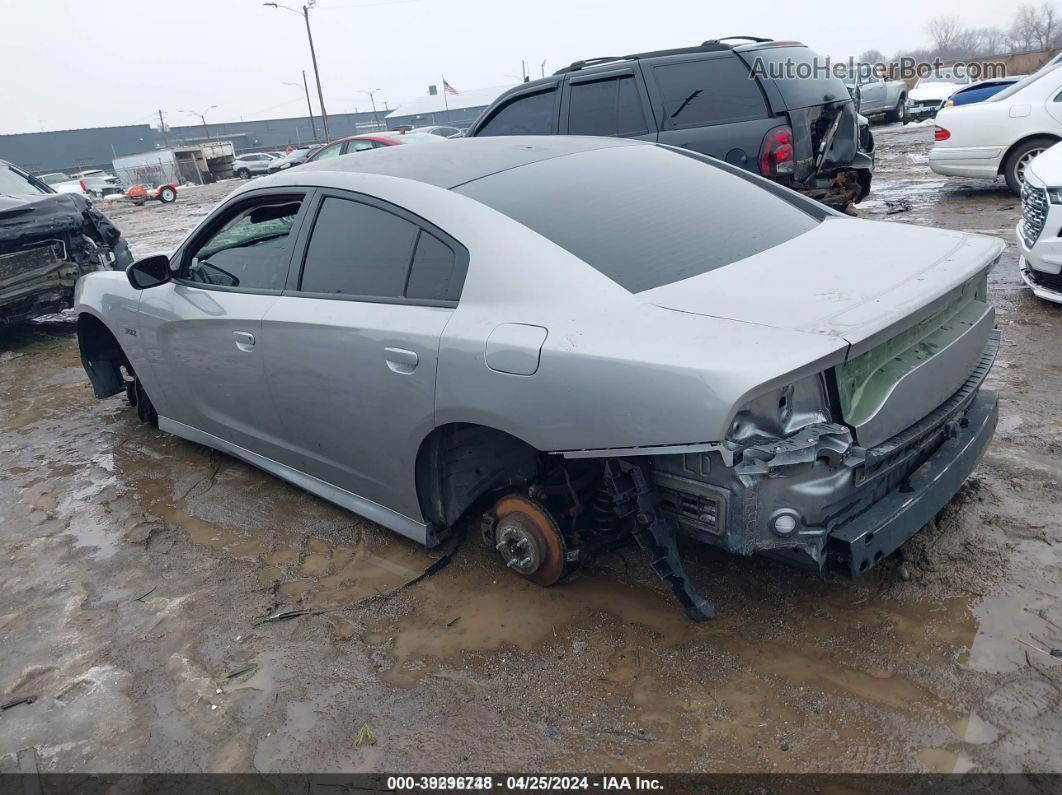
left=303, top=132, right=443, bottom=164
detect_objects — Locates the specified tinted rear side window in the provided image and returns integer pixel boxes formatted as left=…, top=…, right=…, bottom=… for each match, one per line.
left=651, top=55, right=768, bottom=128
left=477, top=89, right=556, bottom=136
left=405, top=231, right=463, bottom=300
left=737, top=47, right=851, bottom=109
left=568, top=76, right=648, bottom=136
left=456, top=144, right=818, bottom=293
left=300, top=197, right=417, bottom=297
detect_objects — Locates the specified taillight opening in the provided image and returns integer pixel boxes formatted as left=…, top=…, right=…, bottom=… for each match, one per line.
left=759, top=125, right=794, bottom=178
left=79, top=179, right=87, bottom=192
left=934, top=126, right=950, bottom=142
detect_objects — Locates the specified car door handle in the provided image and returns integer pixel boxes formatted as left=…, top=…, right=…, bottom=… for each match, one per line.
left=384, top=347, right=418, bottom=374
left=234, top=331, right=256, bottom=352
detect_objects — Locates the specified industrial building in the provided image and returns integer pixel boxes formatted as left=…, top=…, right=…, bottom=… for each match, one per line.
left=0, top=84, right=511, bottom=176
left=384, top=84, right=512, bottom=130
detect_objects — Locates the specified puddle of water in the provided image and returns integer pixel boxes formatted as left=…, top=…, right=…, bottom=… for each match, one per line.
left=952, top=711, right=999, bottom=744
left=917, top=747, right=977, bottom=773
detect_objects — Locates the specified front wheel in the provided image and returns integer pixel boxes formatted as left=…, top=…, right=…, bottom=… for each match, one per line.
left=886, top=97, right=906, bottom=123
left=158, top=185, right=177, bottom=203
left=1004, top=137, right=1056, bottom=194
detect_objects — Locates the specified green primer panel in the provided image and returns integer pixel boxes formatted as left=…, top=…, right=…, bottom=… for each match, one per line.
left=835, top=278, right=988, bottom=428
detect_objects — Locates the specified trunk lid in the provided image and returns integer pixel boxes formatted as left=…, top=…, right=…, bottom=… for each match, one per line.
left=642, top=217, right=1002, bottom=357
left=643, top=218, right=1004, bottom=447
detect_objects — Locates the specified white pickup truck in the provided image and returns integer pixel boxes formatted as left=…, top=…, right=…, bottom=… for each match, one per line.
left=842, top=70, right=909, bottom=123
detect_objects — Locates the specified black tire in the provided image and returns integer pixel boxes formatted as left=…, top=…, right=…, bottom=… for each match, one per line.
left=158, top=186, right=177, bottom=203
left=885, top=97, right=907, bottom=124
left=127, top=374, right=158, bottom=426
left=1004, top=137, right=1057, bottom=194
left=236, top=168, right=250, bottom=179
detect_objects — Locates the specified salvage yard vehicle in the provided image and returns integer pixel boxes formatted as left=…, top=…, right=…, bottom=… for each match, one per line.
left=1016, top=142, right=1062, bottom=303
left=466, top=37, right=875, bottom=211
left=232, top=153, right=279, bottom=179
left=74, top=137, right=1001, bottom=620
left=267, top=146, right=314, bottom=173
left=930, top=65, right=1062, bottom=194
left=1, top=160, right=132, bottom=325
left=907, top=67, right=972, bottom=121
left=943, top=76, right=1025, bottom=108
left=841, top=67, right=908, bottom=122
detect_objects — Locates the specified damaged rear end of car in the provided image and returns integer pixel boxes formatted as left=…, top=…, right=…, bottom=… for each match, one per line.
left=737, top=43, right=873, bottom=209
left=639, top=224, right=1001, bottom=589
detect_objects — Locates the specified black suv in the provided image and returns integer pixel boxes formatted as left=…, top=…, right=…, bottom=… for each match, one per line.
left=467, top=38, right=874, bottom=210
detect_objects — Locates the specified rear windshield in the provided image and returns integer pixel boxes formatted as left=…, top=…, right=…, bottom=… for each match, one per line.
left=455, top=143, right=819, bottom=293
left=737, top=46, right=851, bottom=109
left=988, top=64, right=1059, bottom=102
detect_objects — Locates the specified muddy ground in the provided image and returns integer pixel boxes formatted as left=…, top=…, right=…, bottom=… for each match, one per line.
left=1, top=124, right=1060, bottom=774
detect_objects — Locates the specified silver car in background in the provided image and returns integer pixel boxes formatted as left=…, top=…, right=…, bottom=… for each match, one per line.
left=232, top=152, right=279, bottom=179
left=74, top=137, right=1002, bottom=619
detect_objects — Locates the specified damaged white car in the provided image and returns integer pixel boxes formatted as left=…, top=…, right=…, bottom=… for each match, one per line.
left=74, top=137, right=1002, bottom=619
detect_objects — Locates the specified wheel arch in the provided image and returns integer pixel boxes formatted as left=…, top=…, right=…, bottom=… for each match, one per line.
left=998, top=132, right=1060, bottom=175
left=414, top=422, right=544, bottom=529
left=77, top=312, right=129, bottom=398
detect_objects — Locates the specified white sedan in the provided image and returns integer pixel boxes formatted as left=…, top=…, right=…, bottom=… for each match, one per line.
left=929, top=65, right=1062, bottom=193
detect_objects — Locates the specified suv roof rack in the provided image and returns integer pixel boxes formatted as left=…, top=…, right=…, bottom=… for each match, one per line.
left=553, top=37, right=784, bottom=75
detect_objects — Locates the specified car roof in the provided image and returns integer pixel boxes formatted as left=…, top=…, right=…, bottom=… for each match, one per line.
left=294, top=135, right=644, bottom=189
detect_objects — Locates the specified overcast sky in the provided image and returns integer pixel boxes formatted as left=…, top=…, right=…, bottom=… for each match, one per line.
left=0, top=0, right=1011, bottom=134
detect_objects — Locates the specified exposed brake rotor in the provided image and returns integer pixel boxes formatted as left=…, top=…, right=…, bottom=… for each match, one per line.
left=490, top=495, right=566, bottom=586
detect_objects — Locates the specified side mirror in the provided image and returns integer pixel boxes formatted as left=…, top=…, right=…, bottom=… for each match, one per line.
left=127, top=254, right=172, bottom=290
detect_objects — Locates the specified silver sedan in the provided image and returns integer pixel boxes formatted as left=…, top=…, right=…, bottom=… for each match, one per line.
left=74, top=137, right=1002, bottom=619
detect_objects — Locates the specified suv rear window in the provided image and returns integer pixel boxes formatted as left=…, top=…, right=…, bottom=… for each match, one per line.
left=737, top=46, right=850, bottom=109
left=456, top=143, right=819, bottom=293
left=650, top=55, right=768, bottom=127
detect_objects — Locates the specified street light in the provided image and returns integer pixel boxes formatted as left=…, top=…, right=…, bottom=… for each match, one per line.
left=360, top=89, right=382, bottom=130
left=264, top=1, right=331, bottom=142
left=180, top=105, right=217, bottom=143
left=284, top=70, right=319, bottom=142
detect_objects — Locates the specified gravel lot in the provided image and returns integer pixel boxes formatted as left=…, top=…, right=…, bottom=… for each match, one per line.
left=1, top=124, right=1060, bottom=774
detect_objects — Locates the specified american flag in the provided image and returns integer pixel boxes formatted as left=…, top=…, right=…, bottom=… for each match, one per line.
left=443, top=79, right=459, bottom=96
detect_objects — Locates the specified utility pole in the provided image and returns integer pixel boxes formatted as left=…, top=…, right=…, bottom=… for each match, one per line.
left=180, top=106, right=216, bottom=144
left=302, top=70, right=318, bottom=141
left=265, top=2, right=330, bottom=142
left=285, top=75, right=318, bottom=141
left=361, top=89, right=381, bottom=130
left=157, top=109, right=170, bottom=149
left=302, top=3, right=331, bottom=142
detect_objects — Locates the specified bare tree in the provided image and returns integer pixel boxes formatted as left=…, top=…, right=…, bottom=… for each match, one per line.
left=926, top=15, right=963, bottom=55
left=1010, top=3, right=1060, bottom=51
left=859, top=48, right=886, bottom=64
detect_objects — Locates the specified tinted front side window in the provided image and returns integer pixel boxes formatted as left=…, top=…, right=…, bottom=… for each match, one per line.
left=477, top=90, right=556, bottom=136
left=652, top=56, right=768, bottom=127
left=300, top=197, right=417, bottom=297
left=568, top=76, right=648, bottom=137
left=186, top=200, right=301, bottom=290
left=456, top=144, right=818, bottom=293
